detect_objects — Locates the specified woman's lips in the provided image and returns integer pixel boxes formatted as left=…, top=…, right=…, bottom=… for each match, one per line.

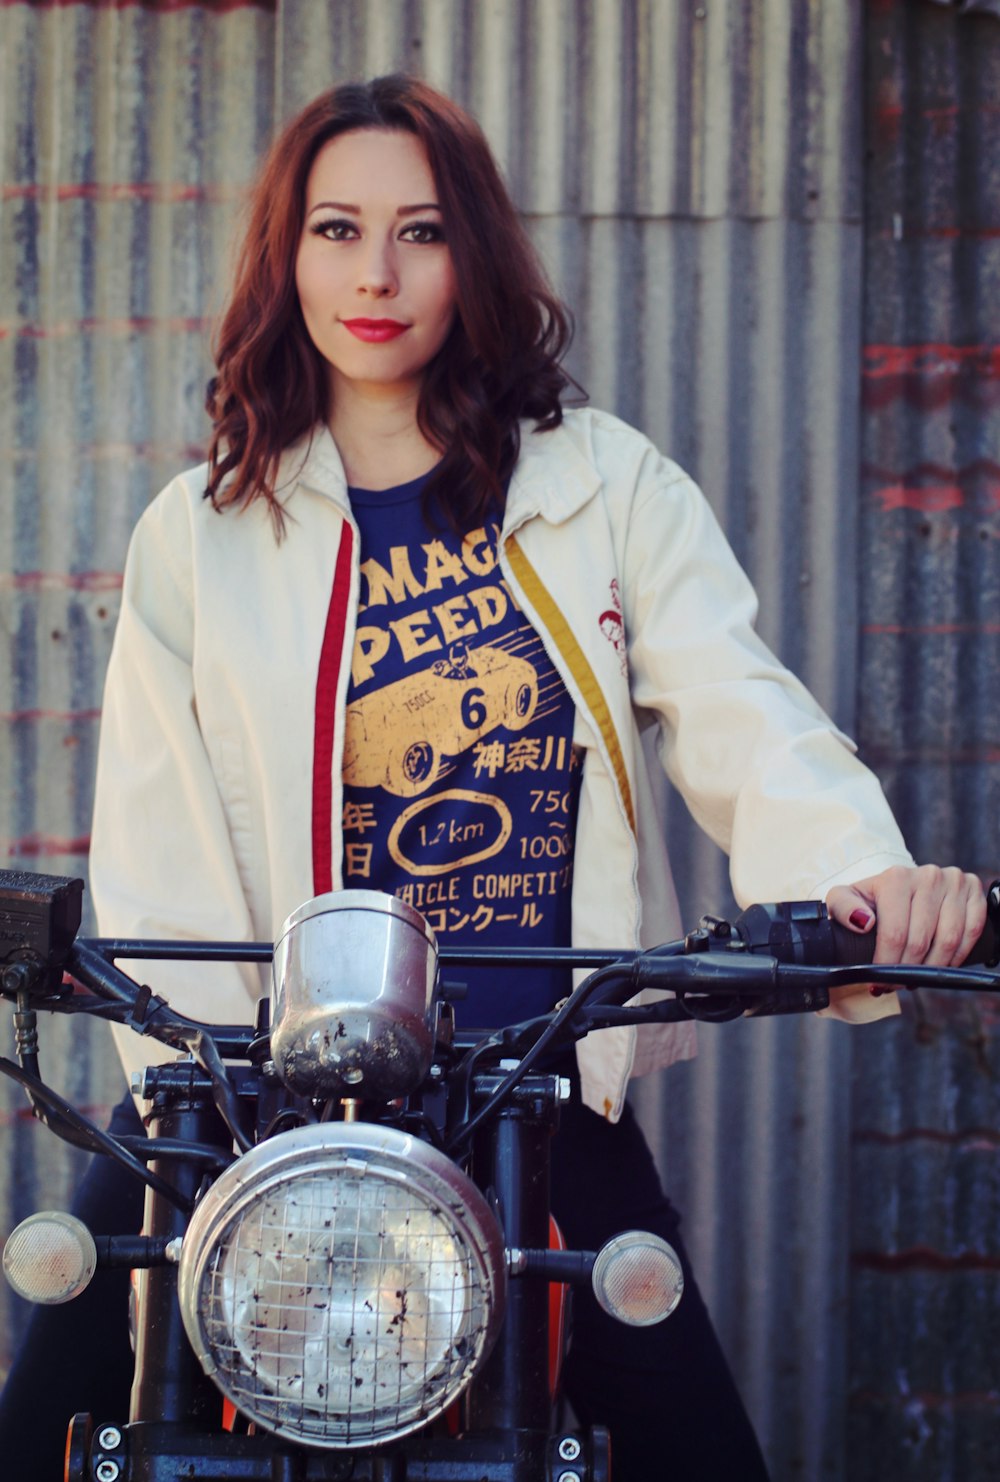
left=341, top=318, right=409, bottom=342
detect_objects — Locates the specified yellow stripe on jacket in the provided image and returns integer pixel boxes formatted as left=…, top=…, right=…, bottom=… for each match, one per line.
left=506, top=534, right=636, bottom=838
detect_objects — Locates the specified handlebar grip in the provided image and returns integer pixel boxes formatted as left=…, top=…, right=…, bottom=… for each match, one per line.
left=735, top=890, right=999, bottom=970
left=829, top=903, right=998, bottom=968
left=829, top=921, right=876, bottom=967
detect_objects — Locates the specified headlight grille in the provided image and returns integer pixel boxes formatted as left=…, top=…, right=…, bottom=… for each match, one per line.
left=179, top=1124, right=505, bottom=1448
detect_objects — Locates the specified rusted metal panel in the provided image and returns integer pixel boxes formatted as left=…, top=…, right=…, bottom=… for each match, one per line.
left=853, top=1, right=1000, bottom=1477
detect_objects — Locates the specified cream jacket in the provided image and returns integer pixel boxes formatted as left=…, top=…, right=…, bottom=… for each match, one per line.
left=90, top=409, right=911, bottom=1120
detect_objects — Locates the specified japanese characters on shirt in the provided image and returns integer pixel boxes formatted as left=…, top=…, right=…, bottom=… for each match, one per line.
left=343, top=473, right=581, bottom=1027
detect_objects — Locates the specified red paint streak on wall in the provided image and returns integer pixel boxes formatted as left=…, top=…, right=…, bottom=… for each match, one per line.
left=852, top=1247, right=1000, bottom=1273
left=854, top=1126, right=1000, bottom=1148
left=865, top=460, right=1000, bottom=513
left=0, top=1, right=275, bottom=12
left=876, top=106, right=962, bottom=121
left=863, top=344, right=1000, bottom=409
left=7, top=835, right=90, bottom=858
left=873, top=483, right=965, bottom=513
left=2, top=710, right=102, bottom=723
left=0, top=316, right=212, bottom=340
left=873, top=225, right=1000, bottom=241
left=3, top=183, right=231, bottom=203
left=872, top=102, right=1000, bottom=138
left=11, top=443, right=206, bottom=463
left=872, top=482, right=1000, bottom=513
left=865, top=459, right=1000, bottom=480
left=865, top=345, right=1000, bottom=377
left=863, top=623, right=1000, bottom=636
left=860, top=745, right=1000, bottom=766
left=0, top=572, right=123, bottom=592
left=870, top=103, right=995, bottom=149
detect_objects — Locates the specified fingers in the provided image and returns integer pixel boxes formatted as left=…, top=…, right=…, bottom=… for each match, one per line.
left=940, top=877, right=988, bottom=966
left=826, top=884, right=876, bottom=935
left=870, top=866, right=925, bottom=967
left=830, top=865, right=987, bottom=969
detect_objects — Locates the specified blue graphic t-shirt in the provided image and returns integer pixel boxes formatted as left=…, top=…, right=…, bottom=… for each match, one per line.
left=342, top=472, right=581, bottom=1030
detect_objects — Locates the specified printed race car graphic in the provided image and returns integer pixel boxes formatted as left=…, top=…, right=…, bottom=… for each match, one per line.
left=344, top=643, right=539, bottom=797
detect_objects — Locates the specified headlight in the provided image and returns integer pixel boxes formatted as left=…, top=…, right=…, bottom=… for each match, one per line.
left=178, top=1123, right=505, bottom=1449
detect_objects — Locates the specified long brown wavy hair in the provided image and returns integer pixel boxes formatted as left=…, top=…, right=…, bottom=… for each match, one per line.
left=205, top=75, right=580, bottom=533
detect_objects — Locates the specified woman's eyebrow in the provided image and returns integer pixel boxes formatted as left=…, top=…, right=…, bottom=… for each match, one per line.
left=307, top=200, right=359, bottom=215
left=306, top=200, right=442, bottom=216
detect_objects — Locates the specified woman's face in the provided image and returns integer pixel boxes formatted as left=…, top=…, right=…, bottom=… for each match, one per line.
left=295, top=128, right=458, bottom=404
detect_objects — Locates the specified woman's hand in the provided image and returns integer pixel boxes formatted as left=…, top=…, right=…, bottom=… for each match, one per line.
left=826, top=864, right=987, bottom=969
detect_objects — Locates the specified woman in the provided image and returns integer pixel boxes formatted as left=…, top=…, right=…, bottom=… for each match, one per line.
left=7, top=76, right=984, bottom=1481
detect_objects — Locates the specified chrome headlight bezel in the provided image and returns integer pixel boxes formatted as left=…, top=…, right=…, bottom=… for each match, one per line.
left=178, top=1122, right=506, bottom=1449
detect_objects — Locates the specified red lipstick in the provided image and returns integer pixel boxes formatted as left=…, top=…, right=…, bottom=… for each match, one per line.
left=341, top=318, right=409, bottom=342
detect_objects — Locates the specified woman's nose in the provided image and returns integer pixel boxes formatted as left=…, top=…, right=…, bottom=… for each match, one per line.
left=358, top=237, right=398, bottom=297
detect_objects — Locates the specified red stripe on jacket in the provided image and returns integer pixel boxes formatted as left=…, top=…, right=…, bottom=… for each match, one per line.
left=312, top=526, right=355, bottom=895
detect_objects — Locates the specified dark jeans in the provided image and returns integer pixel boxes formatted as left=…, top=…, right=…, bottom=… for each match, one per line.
left=552, top=1091, right=771, bottom=1480
left=0, top=1092, right=770, bottom=1482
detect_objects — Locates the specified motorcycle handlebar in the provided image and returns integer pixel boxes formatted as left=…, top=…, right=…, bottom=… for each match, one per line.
left=733, top=894, right=998, bottom=969
left=1, top=870, right=997, bottom=1030
left=614, top=892, right=1000, bottom=1014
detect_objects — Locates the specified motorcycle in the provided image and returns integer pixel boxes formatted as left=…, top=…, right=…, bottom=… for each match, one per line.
left=1, top=869, right=998, bottom=1481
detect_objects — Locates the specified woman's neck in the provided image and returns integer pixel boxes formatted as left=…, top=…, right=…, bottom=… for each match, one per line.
left=327, top=380, right=441, bottom=490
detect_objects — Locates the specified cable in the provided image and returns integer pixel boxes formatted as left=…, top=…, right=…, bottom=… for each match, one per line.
left=0, top=1058, right=193, bottom=1213
left=445, top=960, right=637, bottom=1157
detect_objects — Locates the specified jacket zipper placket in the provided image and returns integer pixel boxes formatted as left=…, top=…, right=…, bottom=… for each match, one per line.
left=313, top=497, right=363, bottom=897
left=497, top=520, right=643, bottom=928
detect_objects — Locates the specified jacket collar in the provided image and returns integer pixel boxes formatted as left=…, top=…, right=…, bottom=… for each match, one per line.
left=278, top=424, right=351, bottom=512
left=504, top=417, right=601, bottom=530
left=278, top=415, right=601, bottom=526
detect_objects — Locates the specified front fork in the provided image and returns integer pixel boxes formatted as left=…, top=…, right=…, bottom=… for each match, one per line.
left=468, top=1075, right=556, bottom=1437
left=66, top=1086, right=232, bottom=1482
left=130, top=1093, right=231, bottom=1426
left=465, top=1072, right=611, bottom=1480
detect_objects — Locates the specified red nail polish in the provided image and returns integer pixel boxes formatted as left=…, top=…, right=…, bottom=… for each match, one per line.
left=850, top=909, right=873, bottom=930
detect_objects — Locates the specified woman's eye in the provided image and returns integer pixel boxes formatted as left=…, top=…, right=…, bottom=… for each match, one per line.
left=311, top=217, right=358, bottom=242
left=400, top=220, right=445, bottom=245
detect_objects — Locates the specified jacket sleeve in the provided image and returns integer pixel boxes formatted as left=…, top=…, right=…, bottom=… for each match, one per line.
left=620, top=453, right=913, bottom=1022
left=89, top=481, right=263, bottom=1074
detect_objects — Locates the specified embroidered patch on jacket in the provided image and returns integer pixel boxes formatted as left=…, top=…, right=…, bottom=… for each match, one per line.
left=599, top=579, right=627, bottom=675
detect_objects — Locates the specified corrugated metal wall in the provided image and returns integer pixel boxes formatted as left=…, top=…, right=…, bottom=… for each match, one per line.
left=1, top=3, right=994, bottom=1479
left=851, top=2, right=1000, bottom=1479
left=0, top=0, right=279, bottom=1397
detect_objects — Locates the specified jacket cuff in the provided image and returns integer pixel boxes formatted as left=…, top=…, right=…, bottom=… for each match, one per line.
left=816, top=984, right=901, bottom=1024
left=810, top=850, right=916, bottom=897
